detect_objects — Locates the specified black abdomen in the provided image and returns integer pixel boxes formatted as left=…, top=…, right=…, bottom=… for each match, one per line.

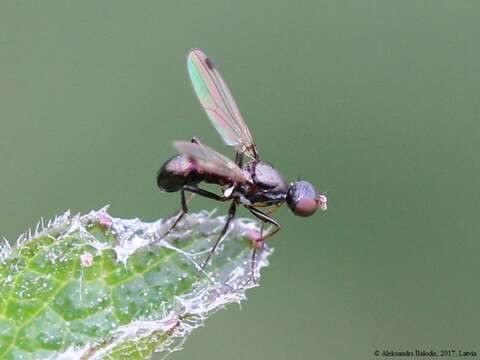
left=157, top=154, right=202, bottom=192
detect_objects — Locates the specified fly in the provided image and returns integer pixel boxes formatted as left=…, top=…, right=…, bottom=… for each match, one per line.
left=157, top=49, right=328, bottom=273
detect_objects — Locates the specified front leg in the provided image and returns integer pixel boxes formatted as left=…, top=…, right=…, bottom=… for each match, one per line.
left=247, top=206, right=282, bottom=241
left=246, top=206, right=282, bottom=282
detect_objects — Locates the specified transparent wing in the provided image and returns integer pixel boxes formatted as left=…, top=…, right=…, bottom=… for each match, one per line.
left=173, top=141, right=251, bottom=184
left=187, top=49, right=258, bottom=159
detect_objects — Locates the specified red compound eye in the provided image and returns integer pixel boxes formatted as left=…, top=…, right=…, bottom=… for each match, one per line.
left=292, top=197, right=318, bottom=217
left=287, top=180, right=321, bottom=217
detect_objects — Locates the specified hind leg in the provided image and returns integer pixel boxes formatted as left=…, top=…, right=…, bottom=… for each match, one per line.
left=164, top=185, right=228, bottom=236
left=164, top=188, right=191, bottom=236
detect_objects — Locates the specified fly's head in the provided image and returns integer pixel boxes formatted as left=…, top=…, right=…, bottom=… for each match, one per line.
left=286, top=180, right=328, bottom=217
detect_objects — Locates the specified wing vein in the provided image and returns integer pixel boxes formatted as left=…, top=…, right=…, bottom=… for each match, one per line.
left=193, top=51, right=238, bottom=121
left=187, top=49, right=258, bottom=159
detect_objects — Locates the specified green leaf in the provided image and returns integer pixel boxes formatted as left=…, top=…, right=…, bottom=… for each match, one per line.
left=0, top=208, right=272, bottom=359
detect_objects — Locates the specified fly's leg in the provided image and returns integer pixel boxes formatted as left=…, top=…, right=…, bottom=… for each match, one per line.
left=183, top=185, right=228, bottom=201
left=201, top=201, right=237, bottom=270
left=247, top=206, right=282, bottom=282
left=162, top=137, right=202, bottom=234
left=257, top=205, right=280, bottom=243
left=164, top=189, right=192, bottom=237
left=248, top=207, right=282, bottom=241
left=254, top=220, right=266, bottom=276
left=250, top=239, right=262, bottom=284
left=235, top=151, right=244, bottom=167
left=164, top=185, right=228, bottom=237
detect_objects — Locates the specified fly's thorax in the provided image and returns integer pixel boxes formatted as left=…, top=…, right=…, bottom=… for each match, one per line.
left=244, top=161, right=288, bottom=194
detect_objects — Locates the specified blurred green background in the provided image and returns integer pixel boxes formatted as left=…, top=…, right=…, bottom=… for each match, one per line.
left=1, top=1, right=479, bottom=359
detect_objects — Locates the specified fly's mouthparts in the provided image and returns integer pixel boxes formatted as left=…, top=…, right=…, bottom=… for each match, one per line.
left=317, top=194, right=328, bottom=211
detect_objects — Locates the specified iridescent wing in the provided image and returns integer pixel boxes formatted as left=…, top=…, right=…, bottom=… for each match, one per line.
left=187, top=49, right=258, bottom=159
left=173, top=141, right=252, bottom=184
